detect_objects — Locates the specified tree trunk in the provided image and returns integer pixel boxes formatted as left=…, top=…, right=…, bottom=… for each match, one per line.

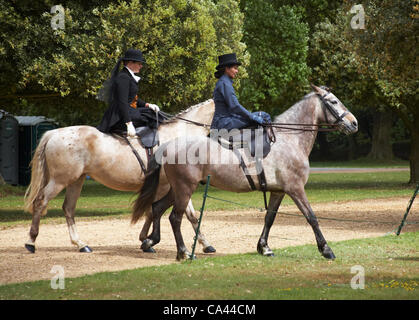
left=0, top=173, right=5, bottom=185
left=368, top=110, right=394, bottom=160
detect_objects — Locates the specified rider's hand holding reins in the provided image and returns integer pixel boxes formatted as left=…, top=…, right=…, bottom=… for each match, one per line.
left=126, top=121, right=136, bottom=137
left=251, top=114, right=264, bottom=125
left=148, top=104, right=160, bottom=113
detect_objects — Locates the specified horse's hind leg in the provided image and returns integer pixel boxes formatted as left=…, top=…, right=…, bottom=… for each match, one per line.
left=257, top=192, right=285, bottom=256
left=169, top=204, right=191, bottom=261
left=288, top=187, right=335, bottom=260
left=139, top=199, right=216, bottom=254
left=185, top=200, right=216, bottom=254
left=25, top=180, right=65, bottom=253
left=62, top=175, right=91, bottom=252
left=139, top=214, right=152, bottom=242
left=140, top=189, right=175, bottom=252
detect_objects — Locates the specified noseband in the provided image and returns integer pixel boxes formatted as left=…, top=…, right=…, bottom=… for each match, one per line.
left=318, top=93, right=349, bottom=125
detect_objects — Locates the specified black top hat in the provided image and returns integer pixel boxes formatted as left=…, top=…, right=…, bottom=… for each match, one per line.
left=216, top=53, right=241, bottom=70
left=121, top=49, right=146, bottom=63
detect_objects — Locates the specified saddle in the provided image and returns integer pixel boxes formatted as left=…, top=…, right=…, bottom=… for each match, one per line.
left=212, top=125, right=275, bottom=159
left=135, top=126, right=160, bottom=149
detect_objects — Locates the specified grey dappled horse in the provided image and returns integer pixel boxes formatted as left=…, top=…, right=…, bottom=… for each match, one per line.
left=23, top=100, right=217, bottom=254
left=132, top=85, right=359, bottom=260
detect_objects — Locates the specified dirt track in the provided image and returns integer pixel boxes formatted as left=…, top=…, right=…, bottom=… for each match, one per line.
left=0, top=197, right=417, bottom=285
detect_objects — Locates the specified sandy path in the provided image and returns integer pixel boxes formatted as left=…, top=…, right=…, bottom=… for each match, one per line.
left=0, top=197, right=417, bottom=285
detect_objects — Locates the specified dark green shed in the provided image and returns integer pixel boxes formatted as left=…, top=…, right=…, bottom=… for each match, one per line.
left=15, top=116, right=58, bottom=186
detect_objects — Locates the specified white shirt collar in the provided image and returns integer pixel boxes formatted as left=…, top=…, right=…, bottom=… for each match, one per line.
left=124, top=66, right=141, bottom=83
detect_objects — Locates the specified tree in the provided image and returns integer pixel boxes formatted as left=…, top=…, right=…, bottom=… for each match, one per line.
left=345, top=0, right=419, bottom=183
left=239, top=1, right=310, bottom=115
left=310, top=11, right=396, bottom=162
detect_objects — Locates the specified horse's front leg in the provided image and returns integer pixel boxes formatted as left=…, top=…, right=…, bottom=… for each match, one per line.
left=184, top=200, right=216, bottom=253
left=169, top=206, right=191, bottom=261
left=257, top=192, right=285, bottom=257
left=288, top=187, right=335, bottom=260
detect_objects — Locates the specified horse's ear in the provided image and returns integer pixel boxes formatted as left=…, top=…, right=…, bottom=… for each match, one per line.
left=320, top=85, right=332, bottom=92
left=310, top=83, right=321, bottom=93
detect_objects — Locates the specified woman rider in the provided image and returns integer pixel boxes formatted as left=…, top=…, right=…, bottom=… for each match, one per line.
left=97, top=48, right=162, bottom=137
left=210, top=53, right=271, bottom=131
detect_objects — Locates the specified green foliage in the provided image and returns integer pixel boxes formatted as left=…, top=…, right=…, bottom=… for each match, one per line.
left=0, top=0, right=246, bottom=125
left=20, top=0, right=218, bottom=108
left=347, top=0, right=418, bottom=106
left=239, top=1, right=310, bottom=113
left=209, top=0, right=249, bottom=85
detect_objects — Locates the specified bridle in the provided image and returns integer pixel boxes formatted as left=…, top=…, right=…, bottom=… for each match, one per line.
left=317, top=92, right=349, bottom=125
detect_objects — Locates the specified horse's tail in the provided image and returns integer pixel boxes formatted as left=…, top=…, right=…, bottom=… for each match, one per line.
left=23, top=131, right=53, bottom=215
left=131, top=154, right=162, bottom=225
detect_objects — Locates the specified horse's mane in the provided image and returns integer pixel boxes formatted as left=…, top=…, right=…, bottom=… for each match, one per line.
left=162, top=99, right=213, bottom=125
left=274, top=92, right=316, bottom=122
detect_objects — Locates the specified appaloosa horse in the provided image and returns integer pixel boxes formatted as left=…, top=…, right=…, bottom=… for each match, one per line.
left=24, top=100, right=216, bottom=253
left=132, top=85, right=358, bottom=260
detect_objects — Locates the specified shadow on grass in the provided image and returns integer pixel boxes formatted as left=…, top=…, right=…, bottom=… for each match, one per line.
left=394, top=257, right=419, bottom=262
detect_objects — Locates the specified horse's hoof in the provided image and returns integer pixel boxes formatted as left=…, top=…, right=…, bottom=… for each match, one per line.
left=203, top=246, right=216, bottom=254
left=142, top=247, right=156, bottom=253
left=79, top=246, right=92, bottom=253
left=323, top=251, right=336, bottom=260
left=257, top=243, right=274, bottom=257
left=141, top=239, right=154, bottom=252
left=25, top=244, right=35, bottom=253
left=263, top=248, right=274, bottom=257
left=176, top=252, right=190, bottom=261
left=322, top=245, right=336, bottom=260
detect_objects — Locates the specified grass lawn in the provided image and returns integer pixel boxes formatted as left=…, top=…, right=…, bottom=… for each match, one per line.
left=0, top=169, right=415, bottom=228
left=310, top=158, right=409, bottom=168
left=0, top=232, right=417, bottom=300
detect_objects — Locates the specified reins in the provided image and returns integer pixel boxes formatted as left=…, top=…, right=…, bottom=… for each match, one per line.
left=159, top=111, right=211, bottom=128
left=161, top=111, right=339, bottom=132
left=264, top=122, right=339, bottom=132
left=159, top=91, right=345, bottom=133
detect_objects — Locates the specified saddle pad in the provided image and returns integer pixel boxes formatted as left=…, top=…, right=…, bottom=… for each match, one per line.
left=135, top=126, right=159, bottom=148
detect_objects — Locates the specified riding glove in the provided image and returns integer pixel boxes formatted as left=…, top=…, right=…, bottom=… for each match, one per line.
left=251, top=114, right=264, bottom=125
left=148, top=104, right=160, bottom=112
left=126, top=121, right=136, bottom=137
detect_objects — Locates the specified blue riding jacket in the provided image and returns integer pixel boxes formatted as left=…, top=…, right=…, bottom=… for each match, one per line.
left=210, top=74, right=270, bottom=130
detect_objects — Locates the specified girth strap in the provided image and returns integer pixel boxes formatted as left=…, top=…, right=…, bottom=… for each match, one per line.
left=233, top=149, right=256, bottom=191
left=233, top=150, right=269, bottom=210
left=123, top=136, right=147, bottom=173
left=256, top=158, right=268, bottom=210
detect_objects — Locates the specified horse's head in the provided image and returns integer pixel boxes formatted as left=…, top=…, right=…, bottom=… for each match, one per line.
left=310, top=84, right=358, bottom=135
